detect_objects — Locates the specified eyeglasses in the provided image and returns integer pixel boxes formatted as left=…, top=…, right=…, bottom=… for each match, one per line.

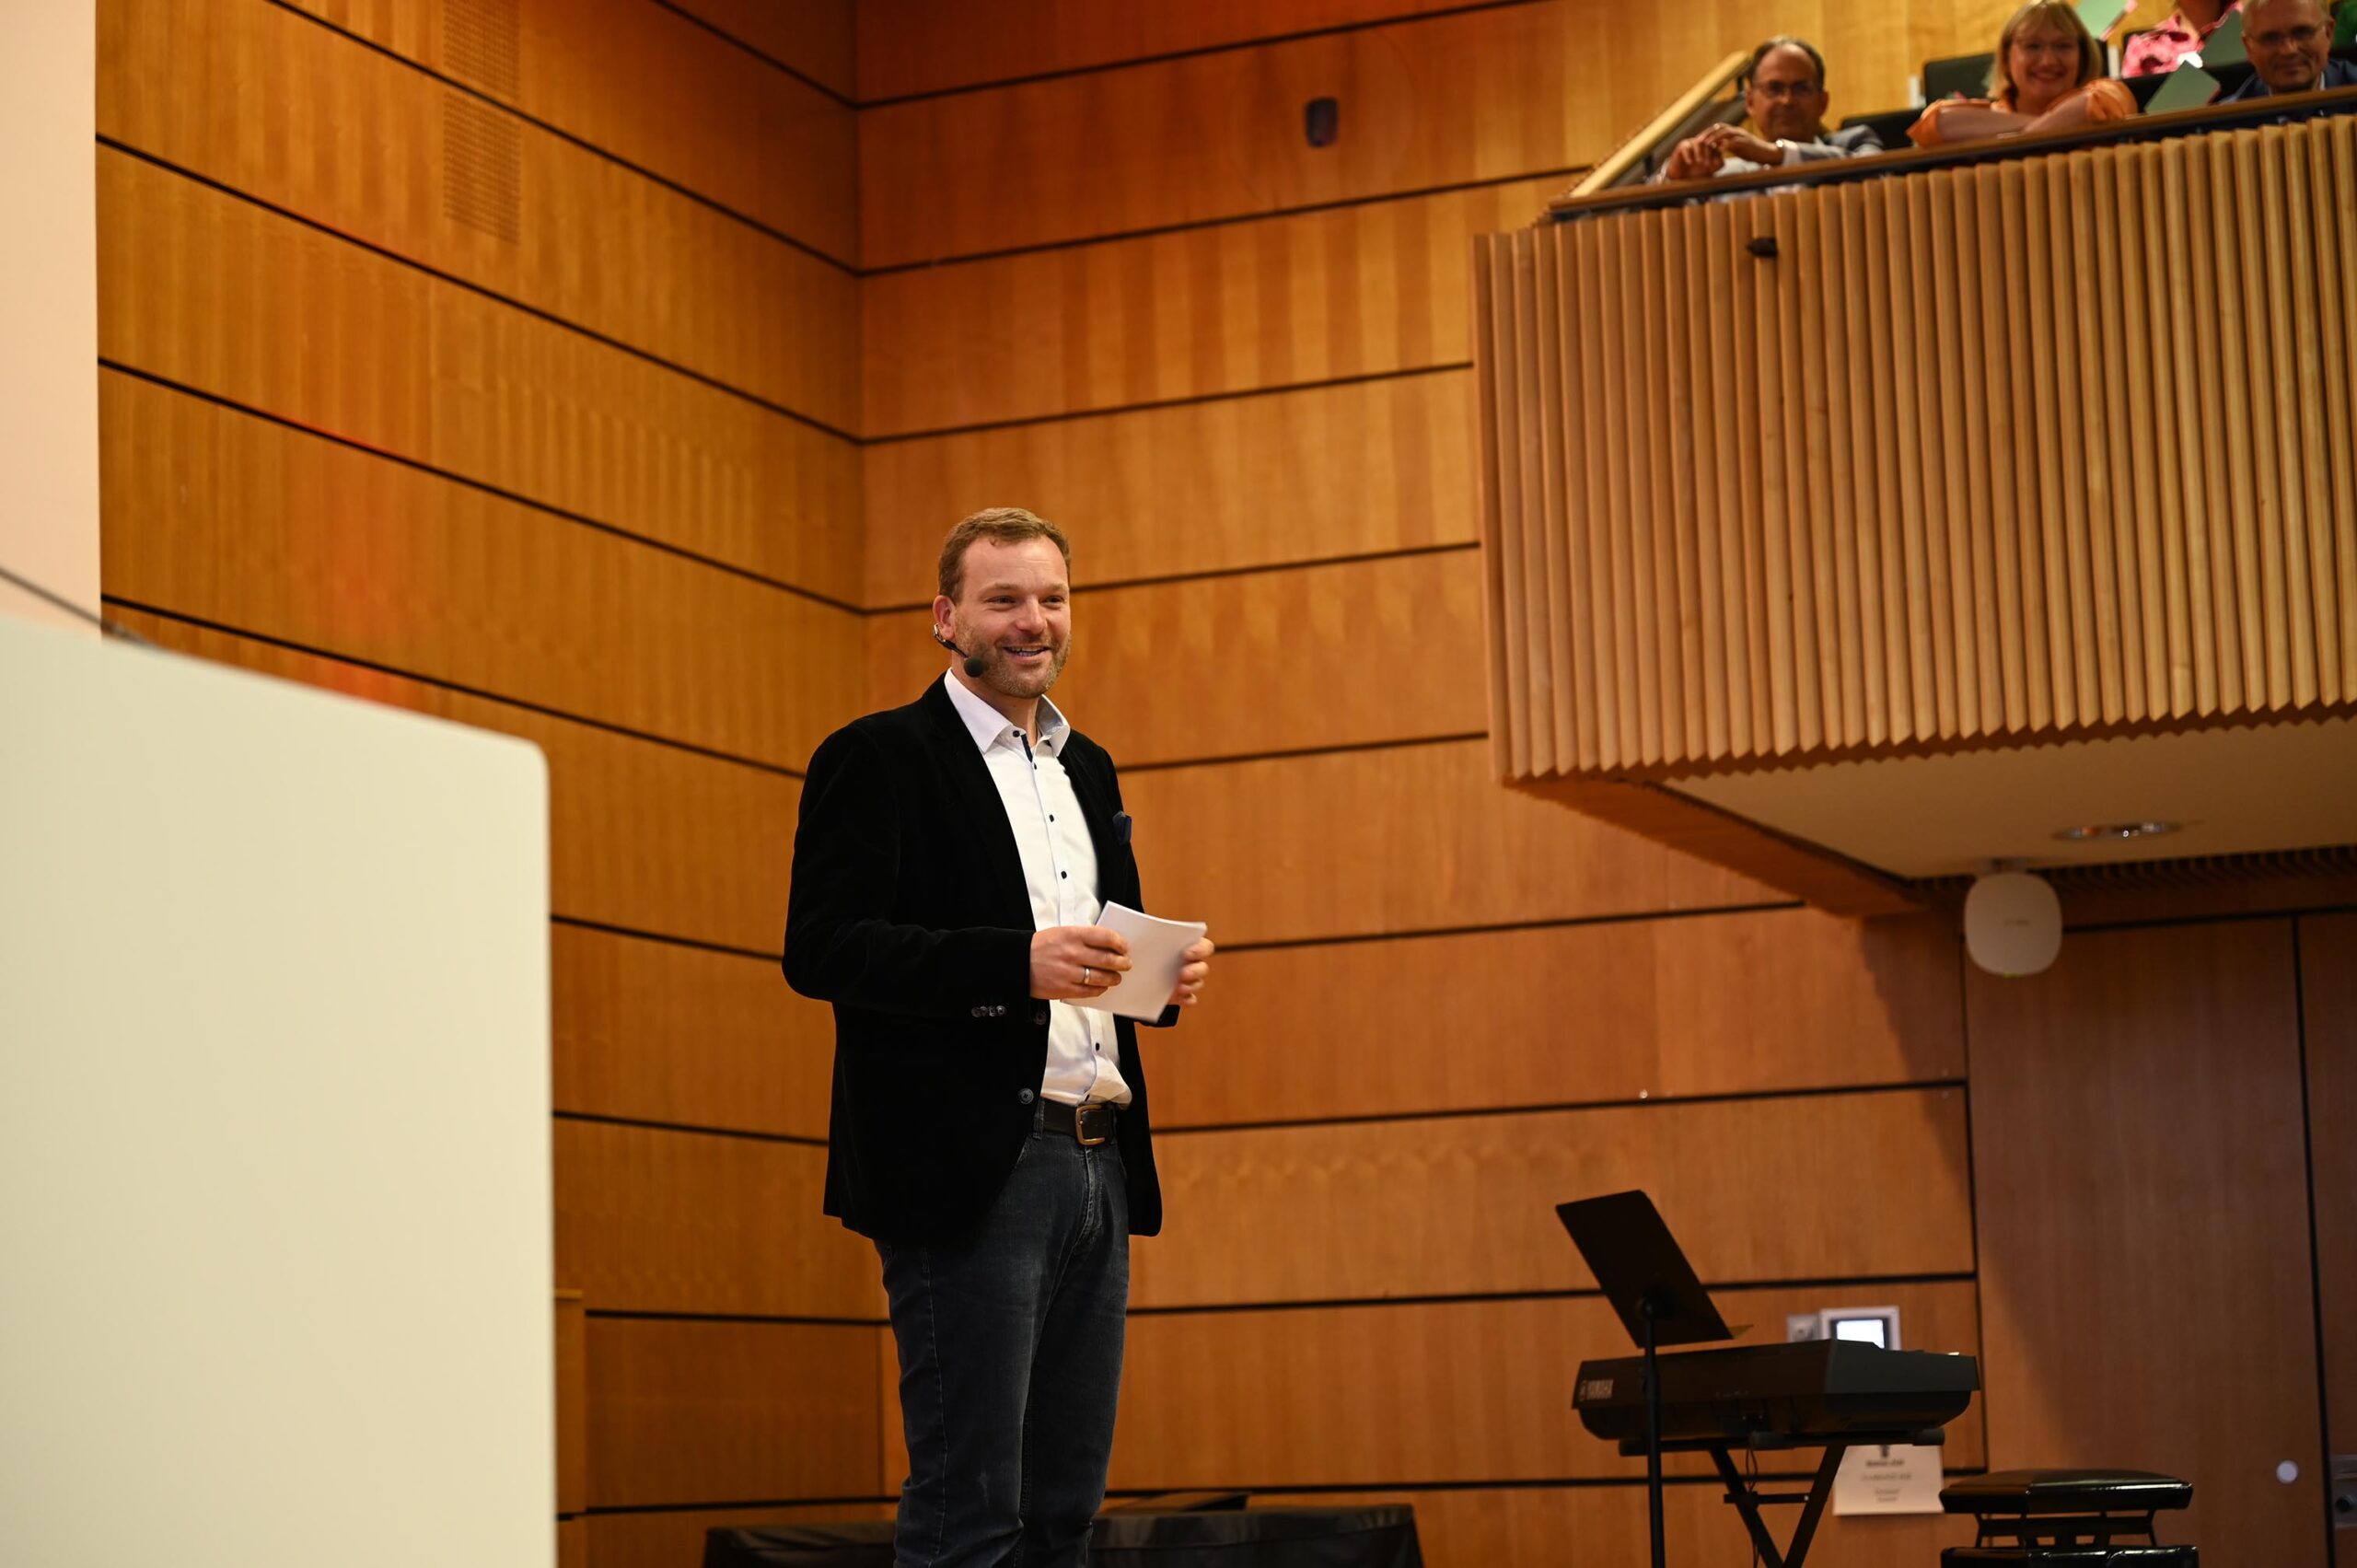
left=2248, top=22, right=2325, bottom=44
left=1748, top=79, right=1824, bottom=99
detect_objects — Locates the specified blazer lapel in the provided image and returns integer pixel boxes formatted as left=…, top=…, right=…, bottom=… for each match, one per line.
left=917, top=681, right=1033, bottom=925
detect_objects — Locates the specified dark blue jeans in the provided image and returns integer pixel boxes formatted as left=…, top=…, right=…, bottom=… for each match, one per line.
left=876, top=1104, right=1130, bottom=1568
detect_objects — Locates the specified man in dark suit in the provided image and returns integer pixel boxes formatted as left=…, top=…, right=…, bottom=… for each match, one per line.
left=2221, top=0, right=2357, bottom=96
left=784, top=507, right=1213, bottom=1568
left=1658, top=37, right=1885, bottom=182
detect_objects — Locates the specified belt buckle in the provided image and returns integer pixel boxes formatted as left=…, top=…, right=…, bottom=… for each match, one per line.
left=1074, top=1103, right=1113, bottom=1146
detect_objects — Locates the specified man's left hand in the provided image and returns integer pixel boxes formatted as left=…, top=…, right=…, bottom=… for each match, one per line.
left=1168, top=936, right=1215, bottom=1008
left=1704, top=124, right=1783, bottom=166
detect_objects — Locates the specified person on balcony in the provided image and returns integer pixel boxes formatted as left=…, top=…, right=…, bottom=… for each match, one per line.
left=1657, top=37, right=1885, bottom=181
left=2121, top=0, right=2243, bottom=76
left=1908, top=0, right=2137, bottom=145
left=2221, top=0, right=2357, bottom=95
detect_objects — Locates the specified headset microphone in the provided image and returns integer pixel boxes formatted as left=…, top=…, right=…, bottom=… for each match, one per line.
left=933, top=627, right=988, bottom=679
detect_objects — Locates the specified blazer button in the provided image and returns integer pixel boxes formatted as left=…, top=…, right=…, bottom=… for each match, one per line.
left=1017, top=1087, right=1035, bottom=1105
left=1032, top=1006, right=1048, bottom=1026
left=970, top=1005, right=988, bottom=1018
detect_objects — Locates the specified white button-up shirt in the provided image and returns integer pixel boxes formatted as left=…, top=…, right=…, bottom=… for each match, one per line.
left=941, top=673, right=1130, bottom=1106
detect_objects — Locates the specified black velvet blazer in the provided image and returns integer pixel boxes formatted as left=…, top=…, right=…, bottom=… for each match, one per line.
left=783, top=679, right=1169, bottom=1243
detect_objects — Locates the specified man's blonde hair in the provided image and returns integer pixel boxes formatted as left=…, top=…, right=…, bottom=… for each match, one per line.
left=936, top=507, right=1073, bottom=601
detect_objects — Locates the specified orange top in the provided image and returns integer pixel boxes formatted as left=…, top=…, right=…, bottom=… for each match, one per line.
left=1907, top=77, right=2136, bottom=147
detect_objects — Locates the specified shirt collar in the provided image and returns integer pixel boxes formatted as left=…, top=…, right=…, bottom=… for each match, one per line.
left=940, top=670, right=1071, bottom=757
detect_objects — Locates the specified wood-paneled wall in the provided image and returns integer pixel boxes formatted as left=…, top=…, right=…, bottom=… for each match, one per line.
left=854, top=14, right=2352, bottom=1568
left=91, top=4, right=2355, bottom=1565
left=93, top=4, right=872, bottom=1561
left=853, top=11, right=1987, bottom=1567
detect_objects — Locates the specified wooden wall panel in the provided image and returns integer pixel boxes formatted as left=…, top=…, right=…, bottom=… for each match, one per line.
left=2297, top=913, right=2357, bottom=1476
left=1968, top=921, right=2326, bottom=1567
left=587, top=1504, right=894, bottom=1568
left=110, top=612, right=798, bottom=952
left=868, top=550, right=1481, bottom=765
left=856, top=0, right=1485, bottom=102
left=863, top=372, right=1471, bottom=604
left=1150, top=908, right=1962, bottom=1126
left=554, top=926, right=828, bottom=1141
left=1122, top=739, right=1780, bottom=947
left=673, top=0, right=857, bottom=99
left=1268, top=1484, right=1966, bottom=1568
left=555, top=1291, right=589, bottom=1516
left=290, top=0, right=857, bottom=261
left=1134, top=1087, right=1971, bottom=1307
left=1111, top=1283, right=1985, bottom=1486
left=863, top=180, right=1556, bottom=436
left=586, top=1318, right=888, bottom=1506
left=99, top=0, right=859, bottom=431
left=97, top=148, right=861, bottom=604
left=100, top=371, right=862, bottom=771
left=554, top=1121, right=878, bottom=1319
left=856, top=0, right=2009, bottom=267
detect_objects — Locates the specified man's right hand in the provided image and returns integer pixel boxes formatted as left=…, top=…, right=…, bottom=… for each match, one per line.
left=1030, top=925, right=1132, bottom=1000
left=1661, top=133, right=1726, bottom=182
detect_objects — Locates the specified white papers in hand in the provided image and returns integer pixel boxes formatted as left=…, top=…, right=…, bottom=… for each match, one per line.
left=1073, top=900, right=1207, bottom=1022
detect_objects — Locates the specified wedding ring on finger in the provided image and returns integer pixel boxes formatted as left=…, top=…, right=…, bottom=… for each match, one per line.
left=1081, top=965, right=1093, bottom=987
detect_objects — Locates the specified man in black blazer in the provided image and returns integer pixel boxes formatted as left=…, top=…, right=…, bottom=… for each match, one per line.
left=784, top=507, right=1213, bottom=1568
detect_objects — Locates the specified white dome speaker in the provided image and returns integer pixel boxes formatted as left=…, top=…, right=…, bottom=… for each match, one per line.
left=1963, top=870, right=2062, bottom=977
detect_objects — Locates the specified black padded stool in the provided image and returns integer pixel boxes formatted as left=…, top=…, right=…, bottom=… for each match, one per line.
left=1941, top=1469, right=2196, bottom=1564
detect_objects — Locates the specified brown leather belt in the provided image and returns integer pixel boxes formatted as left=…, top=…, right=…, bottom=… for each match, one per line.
left=1040, top=1098, right=1119, bottom=1146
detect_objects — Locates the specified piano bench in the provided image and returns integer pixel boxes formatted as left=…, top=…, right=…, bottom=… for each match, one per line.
left=1940, top=1469, right=2194, bottom=1564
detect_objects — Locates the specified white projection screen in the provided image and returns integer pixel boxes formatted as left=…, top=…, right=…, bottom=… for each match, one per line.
left=0, top=615, right=554, bottom=1568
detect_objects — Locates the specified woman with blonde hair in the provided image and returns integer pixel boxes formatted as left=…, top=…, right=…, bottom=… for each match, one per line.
left=1909, top=0, right=2137, bottom=145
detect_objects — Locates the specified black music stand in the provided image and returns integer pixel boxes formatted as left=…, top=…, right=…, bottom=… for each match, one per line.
left=1557, top=1192, right=1734, bottom=1568
left=1557, top=1191, right=1945, bottom=1568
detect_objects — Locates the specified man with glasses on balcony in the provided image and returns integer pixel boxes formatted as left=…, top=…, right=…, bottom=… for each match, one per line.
left=1659, top=37, right=1885, bottom=182
left=2221, top=0, right=2357, bottom=96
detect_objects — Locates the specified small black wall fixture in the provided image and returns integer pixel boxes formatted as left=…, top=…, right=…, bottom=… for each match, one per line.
left=1306, top=97, right=1340, bottom=147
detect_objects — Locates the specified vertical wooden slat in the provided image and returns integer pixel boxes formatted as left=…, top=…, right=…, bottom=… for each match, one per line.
left=1817, top=185, right=1864, bottom=749
left=1658, top=210, right=1707, bottom=761
left=1997, top=161, right=2055, bottom=734
left=1549, top=229, right=1603, bottom=772
left=1474, top=238, right=1528, bottom=776
left=2320, top=120, right=2357, bottom=697
left=1727, top=200, right=1773, bottom=755
left=2257, top=128, right=2316, bottom=711
left=2283, top=124, right=2340, bottom=707
left=2112, top=145, right=2169, bottom=719
left=1509, top=230, right=1557, bottom=774
left=1750, top=199, right=1800, bottom=757
left=1916, top=172, right=1967, bottom=738
left=1573, top=217, right=1626, bottom=767
left=1598, top=218, right=1642, bottom=766
left=1950, top=167, right=2003, bottom=736
left=1861, top=178, right=1910, bottom=744
left=1887, top=178, right=1937, bottom=744
left=1791, top=194, right=1842, bottom=749
left=2049, top=157, right=2103, bottom=726
left=1974, top=164, right=2026, bottom=733
left=2086, top=150, right=2145, bottom=725
left=2022, top=156, right=2078, bottom=728
left=2066, top=154, right=2126, bottom=726
left=2150, top=142, right=2200, bottom=718
left=1774, top=194, right=1828, bottom=755
left=1534, top=229, right=1583, bottom=772
left=1840, top=183, right=1890, bottom=748
left=2184, top=136, right=2241, bottom=714
left=1674, top=205, right=1731, bottom=764
left=2218, top=134, right=2269, bottom=708
left=1627, top=214, right=1669, bottom=766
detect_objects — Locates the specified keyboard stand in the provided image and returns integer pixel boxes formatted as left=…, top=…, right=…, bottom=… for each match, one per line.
left=1619, top=1426, right=1947, bottom=1568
